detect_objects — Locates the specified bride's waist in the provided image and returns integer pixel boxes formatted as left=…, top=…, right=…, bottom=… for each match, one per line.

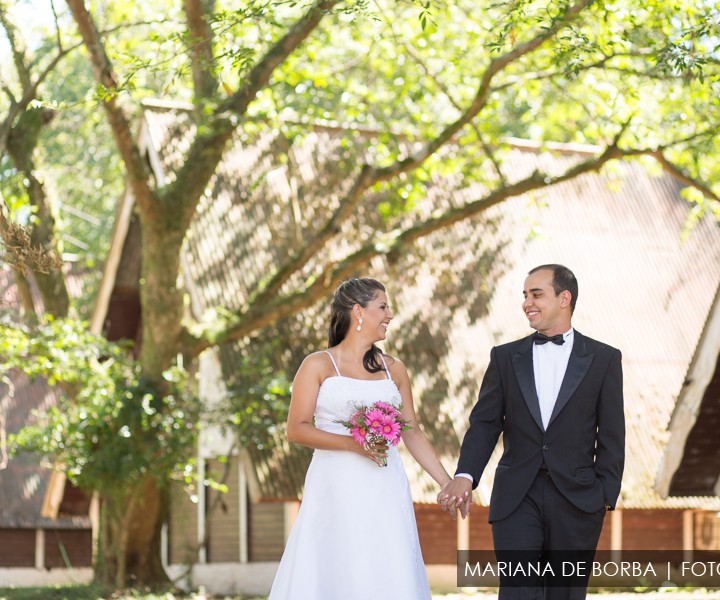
left=313, top=445, right=399, bottom=457
left=313, top=422, right=349, bottom=436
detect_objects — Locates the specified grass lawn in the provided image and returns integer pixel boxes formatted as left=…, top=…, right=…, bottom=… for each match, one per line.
left=0, top=586, right=264, bottom=600
left=1, top=586, right=719, bottom=600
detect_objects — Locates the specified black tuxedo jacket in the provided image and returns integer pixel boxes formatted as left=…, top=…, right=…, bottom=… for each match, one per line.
left=456, top=330, right=625, bottom=522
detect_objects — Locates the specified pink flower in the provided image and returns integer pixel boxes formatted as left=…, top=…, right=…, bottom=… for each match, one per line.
left=365, top=409, right=385, bottom=434
left=378, top=401, right=401, bottom=417
left=351, top=426, right=367, bottom=445
left=379, top=415, right=402, bottom=443
left=336, top=401, right=411, bottom=459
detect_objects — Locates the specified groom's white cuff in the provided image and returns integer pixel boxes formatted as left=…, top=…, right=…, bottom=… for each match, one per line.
left=455, top=473, right=473, bottom=482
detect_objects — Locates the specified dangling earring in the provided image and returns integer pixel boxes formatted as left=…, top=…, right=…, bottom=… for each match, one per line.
left=356, top=317, right=363, bottom=332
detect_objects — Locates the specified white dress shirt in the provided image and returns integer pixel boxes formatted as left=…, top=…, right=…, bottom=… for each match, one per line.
left=534, top=328, right=574, bottom=429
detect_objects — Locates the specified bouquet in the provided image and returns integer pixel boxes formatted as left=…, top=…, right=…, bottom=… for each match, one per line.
left=338, top=400, right=411, bottom=467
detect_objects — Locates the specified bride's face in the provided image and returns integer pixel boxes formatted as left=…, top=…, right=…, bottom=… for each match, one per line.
left=360, top=291, right=394, bottom=341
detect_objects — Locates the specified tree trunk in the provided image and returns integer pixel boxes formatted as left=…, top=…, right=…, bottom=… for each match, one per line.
left=124, top=478, right=169, bottom=586
left=138, top=216, right=186, bottom=379
left=85, top=212, right=184, bottom=587
left=95, top=478, right=169, bottom=587
left=94, top=207, right=185, bottom=587
left=6, top=107, right=69, bottom=318
left=9, top=266, right=37, bottom=318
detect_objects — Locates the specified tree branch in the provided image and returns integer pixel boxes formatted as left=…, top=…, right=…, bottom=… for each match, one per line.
left=187, top=124, right=717, bottom=354
left=195, top=131, right=634, bottom=352
left=64, top=0, right=155, bottom=216
left=6, top=107, right=70, bottom=317
left=248, top=0, right=595, bottom=306
left=50, top=0, right=64, bottom=52
left=0, top=1, right=32, bottom=91
left=167, top=0, right=340, bottom=230
left=650, top=150, right=720, bottom=204
left=0, top=69, right=16, bottom=105
left=0, top=6, right=70, bottom=315
left=216, top=0, right=340, bottom=118
left=184, top=0, right=218, bottom=100
left=0, top=41, right=82, bottom=158
left=377, top=8, right=508, bottom=187
left=372, top=0, right=596, bottom=180
left=291, top=131, right=719, bottom=327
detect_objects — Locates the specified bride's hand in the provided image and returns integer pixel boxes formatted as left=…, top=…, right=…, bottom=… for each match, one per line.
left=358, top=439, right=388, bottom=466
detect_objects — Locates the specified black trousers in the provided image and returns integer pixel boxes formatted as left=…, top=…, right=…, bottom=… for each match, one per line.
left=491, top=470, right=606, bottom=600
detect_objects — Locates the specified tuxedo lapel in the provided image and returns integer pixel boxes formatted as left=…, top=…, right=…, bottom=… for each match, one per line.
left=511, top=335, right=544, bottom=431
left=547, top=330, right=594, bottom=428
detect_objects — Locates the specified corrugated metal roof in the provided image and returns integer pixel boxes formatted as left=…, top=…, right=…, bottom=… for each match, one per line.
left=143, top=104, right=720, bottom=509
left=393, top=152, right=720, bottom=509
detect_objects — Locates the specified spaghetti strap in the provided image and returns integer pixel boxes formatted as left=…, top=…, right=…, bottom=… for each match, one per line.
left=379, top=354, right=392, bottom=381
left=324, top=350, right=342, bottom=376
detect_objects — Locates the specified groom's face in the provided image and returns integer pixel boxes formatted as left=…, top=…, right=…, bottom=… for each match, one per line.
left=522, top=269, right=569, bottom=334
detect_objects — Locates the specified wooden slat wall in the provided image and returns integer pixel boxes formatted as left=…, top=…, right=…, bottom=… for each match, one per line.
left=695, top=512, right=720, bottom=550
left=249, top=502, right=284, bottom=561
left=596, top=513, right=612, bottom=550
left=168, top=481, right=199, bottom=565
left=415, top=504, right=458, bottom=564
left=602, top=509, right=683, bottom=551
left=0, top=529, right=35, bottom=567
left=468, top=506, right=494, bottom=552
left=44, top=529, right=92, bottom=568
left=206, top=457, right=240, bottom=562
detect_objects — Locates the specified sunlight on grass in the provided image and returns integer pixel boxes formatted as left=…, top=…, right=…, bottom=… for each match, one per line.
left=0, top=586, right=267, bottom=600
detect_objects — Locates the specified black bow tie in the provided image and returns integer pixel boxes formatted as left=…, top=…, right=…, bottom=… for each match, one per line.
left=533, top=332, right=565, bottom=346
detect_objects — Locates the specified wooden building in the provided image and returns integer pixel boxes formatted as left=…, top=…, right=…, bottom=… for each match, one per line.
left=0, top=269, right=93, bottom=586
left=42, top=100, right=720, bottom=594
left=656, top=286, right=720, bottom=551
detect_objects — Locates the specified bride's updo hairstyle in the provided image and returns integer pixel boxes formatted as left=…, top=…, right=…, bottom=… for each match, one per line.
left=328, top=278, right=386, bottom=374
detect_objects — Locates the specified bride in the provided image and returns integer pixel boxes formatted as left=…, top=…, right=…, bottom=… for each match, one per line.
left=269, top=277, right=453, bottom=600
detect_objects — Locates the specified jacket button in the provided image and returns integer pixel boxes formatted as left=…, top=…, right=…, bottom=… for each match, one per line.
left=542, top=445, right=549, bottom=451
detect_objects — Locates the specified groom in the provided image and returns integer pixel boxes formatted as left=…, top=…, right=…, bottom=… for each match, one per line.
left=439, top=264, right=625, bottom=599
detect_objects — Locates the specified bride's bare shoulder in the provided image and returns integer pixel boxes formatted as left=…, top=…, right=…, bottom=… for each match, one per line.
left=384, top=354, right=408, bottom=378
left=297, top=351, right=335, bottom=377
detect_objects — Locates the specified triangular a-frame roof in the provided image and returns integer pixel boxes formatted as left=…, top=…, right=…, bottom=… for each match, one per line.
left=656, top=284, right=720, bottom=497
left=56, top=99, right=720, bottom=512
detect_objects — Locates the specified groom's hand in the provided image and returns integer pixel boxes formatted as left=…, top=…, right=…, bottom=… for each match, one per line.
left=437, top=477, right=472, bottom=519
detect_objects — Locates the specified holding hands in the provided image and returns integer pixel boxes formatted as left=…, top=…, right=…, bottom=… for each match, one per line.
left=437, top=477, right=473, bottom=520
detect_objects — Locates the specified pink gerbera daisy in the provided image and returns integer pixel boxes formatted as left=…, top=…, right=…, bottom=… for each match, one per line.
left=365, top=408, right=385, bottom=434
left=380, top=415, right=402, bottom=443
left=351, top=426, right=367, bottom=445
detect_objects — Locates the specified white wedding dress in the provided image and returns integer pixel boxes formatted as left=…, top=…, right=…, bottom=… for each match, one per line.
left=269, top=351, right=431, bottom=600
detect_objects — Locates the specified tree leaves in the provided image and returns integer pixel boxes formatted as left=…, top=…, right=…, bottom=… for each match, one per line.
left=2, top=317, right=200, bottom=500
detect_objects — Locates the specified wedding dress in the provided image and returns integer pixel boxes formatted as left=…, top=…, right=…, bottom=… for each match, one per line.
left=268, top=351, right=431, bottom=599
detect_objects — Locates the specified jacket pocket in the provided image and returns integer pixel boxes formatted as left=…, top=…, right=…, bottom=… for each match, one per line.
left=575, top=467, right=596, bottom=483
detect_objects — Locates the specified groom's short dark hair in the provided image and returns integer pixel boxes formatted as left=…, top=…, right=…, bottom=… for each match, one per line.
left=529, top=264, right=578, bottom=314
